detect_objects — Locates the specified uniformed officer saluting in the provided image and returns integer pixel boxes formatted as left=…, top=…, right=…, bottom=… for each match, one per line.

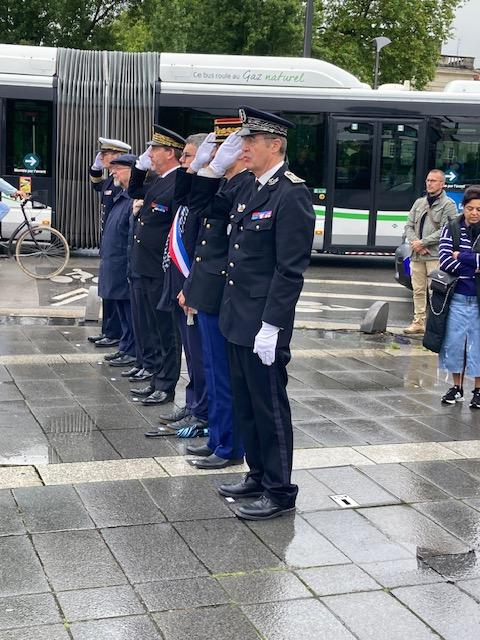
left=200, top=107, right=315, bottom=519
left=128, top=125, right=186, bottom=405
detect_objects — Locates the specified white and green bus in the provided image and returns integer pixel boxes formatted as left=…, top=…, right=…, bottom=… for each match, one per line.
left=0, top=45, right=478, bottom=250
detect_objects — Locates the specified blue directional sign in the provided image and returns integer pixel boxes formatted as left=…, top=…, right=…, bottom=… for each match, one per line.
left=23, top=153, right=40, bottom=170
left=444, top=169, right=457, bottom=183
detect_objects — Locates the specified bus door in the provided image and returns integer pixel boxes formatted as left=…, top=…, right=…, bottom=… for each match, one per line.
left=325, top=117, right=425, bottom=252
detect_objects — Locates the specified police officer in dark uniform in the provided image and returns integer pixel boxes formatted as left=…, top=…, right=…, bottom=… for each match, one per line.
left=128, top=125, right=185, bottom=405
left=89, top=137, right=131, bottom=349
left=196, top=107, right=315, bottom=519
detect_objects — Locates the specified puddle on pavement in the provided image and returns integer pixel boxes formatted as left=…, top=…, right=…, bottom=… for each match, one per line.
left=417, top=548, right=478, bottom=581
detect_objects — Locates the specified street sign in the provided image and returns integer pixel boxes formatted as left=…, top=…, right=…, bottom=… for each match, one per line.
left=23, top=153, right=40, bottom=170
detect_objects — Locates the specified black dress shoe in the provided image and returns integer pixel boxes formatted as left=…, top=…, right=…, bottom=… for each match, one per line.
left=158, top=405, right=191, bottom=425
left=95, top=337, right=121, bottom=348
left=236, top=495, right=295, bottom=520
left=121, top=366, right=141, bottom=378
left=129, top=368, right=153, bottom=382
left=87, top=333, right=105, bottom=343
left=104, top=350, right=124, bottom=361
left=186, top=443, right=213, bottom=456
left=109, top=355, right=137, bottom=367
left=130, top=384, right=154, bottom=396
left=141, top=391, right=175, bottom=405
left=192, top=454, right=244, bottom=470
left=218, top=477, right=263, bottom=499
left=144, top=425, right=174, bottom=437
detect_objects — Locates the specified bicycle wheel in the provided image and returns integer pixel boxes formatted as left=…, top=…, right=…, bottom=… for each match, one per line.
left=15, top=226, right=70, bottom=279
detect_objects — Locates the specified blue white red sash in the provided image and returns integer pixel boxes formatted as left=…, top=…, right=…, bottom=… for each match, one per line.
left=168, top=206, right=190, bottom=277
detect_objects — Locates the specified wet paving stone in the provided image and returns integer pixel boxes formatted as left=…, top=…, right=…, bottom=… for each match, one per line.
left=242, top=598, right=355, bottom=640
left=370, top=392, right=438, bottom=416
left=0, top=426, right=50, bottom=466
left=310, top=466, right=400, bottom=507
left=323, top=590, right=438, bottom=640
left=57, top=585, right=144, bottom=622
left=63, top=377, right=122, bottom=400
left=0, top=593, right=60, bottom=631
left=48, top=431, right=121, bottom=463
left=13, top=485, right=94, bottom=532
left=404, top=460, right=480, bottom=499
left=304, top=510, right=412, bottom=564
left=219, top=570, right=311, bottom=604
left=6, top=364, right=57, bottom=380
left=300, top=397, right=359, bottom=421
left=102, top=523, right=208, bottom=582
left=142, top=476, right=233, bottom=521
left=393, top=582, right=480, bottom=639
left=290, top=370, right=350, bottom=390
left=333, top=419, right=407, bottom=445
left=154, top=605, right=259, bottom=640
left=103, top=428, right=179, bottom=458
left=359, top=558, right=443, bottom=588
left=457, top=578, right=480, bottom=602
left=70, top=615, right=162, bottom=640
left=360, top=463, right=450, bottom=503
left=0, top=624, right=70, bottom=640
left=415, top=499, right=480, bottom=547
left=175, top=518, right=283, bottom=573
left=297, top=564, right=380, bottom=596
left=75, top=480, right=164, bottom=528
left=49, top=363, right=99, bottom=379
left=136, top=577, right=229, bottom=612
left=33, top=530, right=127, bottom=591
left=247, top=513, right=348, bottom=568
left=0, top=367, right=12, bottom=382
left=421, top=550, right=480, bottom=581
left=294, top=420, right=367, bottom=447
left=292, top=427, right=323, bottom=448
left=0, top=490, right=25, bottom=536
left=0, top=383, right=22, bottom=402
left=376, top=417, right=450, bottom=443
left=359, top=504, right=469, bottom=556
left=451, top=458, right=480, bottom=480
left=83, top=404, right=150, bottom=430
left=415, top=414, right=480, bottom=441
left=291, top=470, right=340, bottom=512
left=0, top=536, right=49, bottom=596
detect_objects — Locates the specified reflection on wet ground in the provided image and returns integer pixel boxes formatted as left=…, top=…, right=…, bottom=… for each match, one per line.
left=2, top=325, right=480, bottom=637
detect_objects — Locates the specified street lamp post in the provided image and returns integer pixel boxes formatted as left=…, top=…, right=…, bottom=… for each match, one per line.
left=303, top=0, right=314, bottom=57
left=372, top=36, right=391, bottom=89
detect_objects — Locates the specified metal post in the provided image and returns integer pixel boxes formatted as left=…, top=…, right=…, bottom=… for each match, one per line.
left=372, top=37, right=391, bottom=89
left=303, top=0, right=314, bottom=58
left=373, top=50, right=380, bottom=89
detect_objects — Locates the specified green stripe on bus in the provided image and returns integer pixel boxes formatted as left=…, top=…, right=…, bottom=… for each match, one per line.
left=332, top=211, right=408, bottom=222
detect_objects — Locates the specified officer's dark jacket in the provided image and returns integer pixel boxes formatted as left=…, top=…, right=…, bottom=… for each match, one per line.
left=183, top=170, right=253, bottom=315
left=98, top=189, right=132, bottom=300
left=194, top=162, right=315, bottom=347
left=89, top=170, right=121, bottom=233
left=158, top=169, right=200, bottom=310
left=128, top=166, right=179, bottom=278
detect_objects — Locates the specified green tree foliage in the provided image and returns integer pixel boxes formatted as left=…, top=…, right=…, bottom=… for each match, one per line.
left=1, top=0, right=138, bottom=49
left=313, top=0, right=463, bottom=89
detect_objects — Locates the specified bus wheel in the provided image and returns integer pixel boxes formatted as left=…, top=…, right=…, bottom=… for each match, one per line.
left=15, top=226, right=70, bottom=279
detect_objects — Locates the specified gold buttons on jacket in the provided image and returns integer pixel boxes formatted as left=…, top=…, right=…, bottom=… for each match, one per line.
left=229, top=262, right=234, bottom=268
left=239, top=225, right=243, bottom=231
left=230, top=214, right=234, bottom=219
left=195, top=256, right=201, bottom=262
left=206, top=223, right=211, bottom=229
left=255, top=224, right=260, bottom=230
left=201, top=240, right=207, bottom=246
left=234, top=243, right=239, bottom=249
left=228, top=280, right=234, bottom=286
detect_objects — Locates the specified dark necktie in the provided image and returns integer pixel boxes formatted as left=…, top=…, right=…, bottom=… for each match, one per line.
left=252, top=179, right=261, bottom=198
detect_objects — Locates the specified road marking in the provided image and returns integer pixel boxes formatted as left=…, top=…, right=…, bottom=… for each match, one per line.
left=51, top=287, right=89, bottom=307
left=300, top=291, right=411, bottom=303
left=51, top=287, right=89, bottom=301
left=304, top=278, right=404, bottom=288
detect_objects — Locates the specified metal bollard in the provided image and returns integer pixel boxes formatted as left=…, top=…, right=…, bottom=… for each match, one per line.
left=360, top=301, right=389, bottom=334
left=84, top=285, right=101, bottom=322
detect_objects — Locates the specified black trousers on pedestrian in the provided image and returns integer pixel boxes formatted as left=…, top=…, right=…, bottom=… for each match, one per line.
left=227, top=343, right=298, bottom=508
left=141, top=275, right=181, bottom=394
left=102, top=298, right=122, bottom=339
left=129, top=276, right=157, bottom=371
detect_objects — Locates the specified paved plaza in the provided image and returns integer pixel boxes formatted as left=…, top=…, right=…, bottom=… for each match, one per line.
left=0, top=319, right=480, bottom=638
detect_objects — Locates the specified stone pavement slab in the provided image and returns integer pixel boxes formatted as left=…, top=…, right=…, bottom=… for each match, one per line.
left=297, top=564, right=380, bottom=596
left=154, top=605, right=260, bottom=640
left=136, top=577, right=229, bottom=612
left=56, top=585, right=144, bottom=622
left=0, top=593, right=60, bottom=631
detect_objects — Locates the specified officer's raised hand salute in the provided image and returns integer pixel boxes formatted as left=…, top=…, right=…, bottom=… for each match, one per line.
left=212, top=107, right=315, bottom=521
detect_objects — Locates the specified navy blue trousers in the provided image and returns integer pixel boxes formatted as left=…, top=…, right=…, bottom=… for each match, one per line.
left=129, top=276, right=157, bottom=371
left=115, top=299, right=135, bottom=357
left=102, top=298, right=122, bottom=339
left=227, top=343, right=296, bottom=508
left=174, top=306, right=208, bottom=421
left=198, top=311, right=244, bottom=460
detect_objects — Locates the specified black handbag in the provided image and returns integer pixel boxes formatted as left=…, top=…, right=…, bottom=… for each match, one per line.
left=428, top=269, right=458, bottom=296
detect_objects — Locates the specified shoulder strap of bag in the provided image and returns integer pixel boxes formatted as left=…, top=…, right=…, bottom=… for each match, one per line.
left=448, top=218, right=461, bottom=252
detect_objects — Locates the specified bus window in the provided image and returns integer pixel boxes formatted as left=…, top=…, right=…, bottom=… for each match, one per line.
left=5, top=100, right=53, bottom=177
left=430, top=120, right=480, bottom=185
left=379, top=123, right=418, bottom=193
left=158, top=106, right=326, bottom=189
left=335, top=123, right=373, bottom=191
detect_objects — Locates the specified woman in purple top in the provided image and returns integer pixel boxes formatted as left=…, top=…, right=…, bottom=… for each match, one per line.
left=438, top=185, right=480, bottom=409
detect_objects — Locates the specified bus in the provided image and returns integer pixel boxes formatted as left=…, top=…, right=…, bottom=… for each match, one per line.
left=1, top=44, right=480, bottom=252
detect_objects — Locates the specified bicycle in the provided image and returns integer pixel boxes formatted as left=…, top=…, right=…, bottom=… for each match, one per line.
left=0, top=194, right=69, bottom=279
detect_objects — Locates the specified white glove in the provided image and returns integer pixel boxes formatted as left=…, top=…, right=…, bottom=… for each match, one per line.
left=209, top=132, right=243, bottom=177
left=253, top=322, right=280, bottom=366
left=189, top=132, right=217, bottom=173
left=91, top=152, right=103, bottom=171
left=136, top=147, right=152, bottom=171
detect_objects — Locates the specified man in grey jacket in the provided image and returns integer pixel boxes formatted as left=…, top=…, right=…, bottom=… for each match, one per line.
left=404, top=169, right=457, bottom=334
